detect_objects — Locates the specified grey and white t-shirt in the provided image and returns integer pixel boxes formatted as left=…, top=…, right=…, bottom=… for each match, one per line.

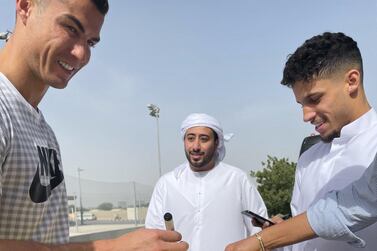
left=0, top=73, right=69, bottom=244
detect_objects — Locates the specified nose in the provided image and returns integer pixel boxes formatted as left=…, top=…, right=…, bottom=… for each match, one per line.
left=302, top=106, right=316, bottom=123
left=192, top=139, right=201, bottom=151
left=71, top=42, right=91, bottom=66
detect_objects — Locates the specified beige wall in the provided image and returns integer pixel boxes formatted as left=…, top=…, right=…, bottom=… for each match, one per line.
left=126, top=207, right=148, bottom=221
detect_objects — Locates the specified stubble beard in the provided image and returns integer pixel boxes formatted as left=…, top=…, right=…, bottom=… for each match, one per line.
left=185, top=150, right=216, bottom=170
left=320, top=129, right=340, bottom=143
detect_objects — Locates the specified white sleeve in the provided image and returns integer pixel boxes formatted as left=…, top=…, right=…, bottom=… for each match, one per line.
left=241, top=173, right=268, bottom=235
left=307, top=153, right=377, bottom=248
left=290, top=162, right=303, bottom=216
left=145, top=177, right=166, bottom=230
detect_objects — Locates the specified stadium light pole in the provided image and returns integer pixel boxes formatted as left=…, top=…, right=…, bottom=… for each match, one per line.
left=77, top=168, right=84, bottom=225
left=147, top=104, right=162, bottom=177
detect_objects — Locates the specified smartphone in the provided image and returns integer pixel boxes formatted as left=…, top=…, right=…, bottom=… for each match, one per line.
left=241, top=210, right=275, bottom=225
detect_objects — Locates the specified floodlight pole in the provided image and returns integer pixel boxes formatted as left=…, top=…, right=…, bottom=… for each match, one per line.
left=147, top=104, right=162, bottom=177
left=77, top=168, right=84, bottom=225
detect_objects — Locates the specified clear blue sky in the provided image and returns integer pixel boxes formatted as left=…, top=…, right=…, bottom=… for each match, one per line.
left=1, top=0, right=377, bottom=186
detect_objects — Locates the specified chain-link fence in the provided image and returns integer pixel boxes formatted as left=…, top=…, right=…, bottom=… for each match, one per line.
left=65, top=175, right=153, bottom=231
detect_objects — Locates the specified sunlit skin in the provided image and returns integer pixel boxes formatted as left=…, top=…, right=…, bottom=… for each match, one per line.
left=225, top=213, right=316, bottom=251
left=0, top=0, right=104, bottom=108
left=184, top=126, right=218, bottom=172
left=292, top=69, right=370, bottom=142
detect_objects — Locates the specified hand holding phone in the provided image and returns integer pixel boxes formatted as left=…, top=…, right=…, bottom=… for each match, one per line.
left=241, top=210, right=275, bottom=227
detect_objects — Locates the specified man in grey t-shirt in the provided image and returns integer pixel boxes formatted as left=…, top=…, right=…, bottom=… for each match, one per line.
left=0, top=0, right=188, bottom=250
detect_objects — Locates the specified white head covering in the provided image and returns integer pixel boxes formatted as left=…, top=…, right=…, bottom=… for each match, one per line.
left=180, top=113, right=233, bottom=162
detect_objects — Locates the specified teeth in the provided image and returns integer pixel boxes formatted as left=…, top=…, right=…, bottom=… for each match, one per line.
left=58, top=60, right=74, bottom=71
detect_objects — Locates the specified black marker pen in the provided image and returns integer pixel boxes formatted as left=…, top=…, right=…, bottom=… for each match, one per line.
left=164, top=212, right=175, bottom=231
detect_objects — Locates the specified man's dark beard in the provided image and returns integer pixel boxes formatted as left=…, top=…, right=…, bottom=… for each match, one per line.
left=185, top=150, right=216, bottom=169
left=320, top=130, right=341, bottom=143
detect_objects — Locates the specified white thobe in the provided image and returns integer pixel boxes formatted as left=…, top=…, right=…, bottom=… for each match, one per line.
left=145, top=162, right=268, bottom=251
left=287, top=108, right=377, bottom=251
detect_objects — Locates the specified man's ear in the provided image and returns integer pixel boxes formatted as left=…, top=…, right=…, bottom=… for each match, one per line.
left=345, top=69, right=361, bottom=95
left=16, top=0, right=33, bottom=25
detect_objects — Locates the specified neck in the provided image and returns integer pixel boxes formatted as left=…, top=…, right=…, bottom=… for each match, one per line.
left=189, top=159, right=217, bottom=172
left=349, top=93, right=371, bottom=122
left=0, top=34, right=49, bottom=109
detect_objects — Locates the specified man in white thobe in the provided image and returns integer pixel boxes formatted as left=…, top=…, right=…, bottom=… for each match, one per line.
left=280, top=32, right=377, bottom=251
left=145, top=113, right=268, bottom=251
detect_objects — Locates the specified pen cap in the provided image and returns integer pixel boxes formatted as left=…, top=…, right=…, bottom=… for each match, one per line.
left=164, top=212, right=175, bottom=231
left=164, top=212, right=173, bottom=221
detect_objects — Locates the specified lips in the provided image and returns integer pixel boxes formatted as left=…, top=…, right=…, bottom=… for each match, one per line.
left=190, top=153, right=203, bottom=161
left=315, top=122, right=325, bottom=134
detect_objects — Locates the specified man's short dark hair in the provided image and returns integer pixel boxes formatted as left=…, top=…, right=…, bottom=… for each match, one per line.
left=281, top=32, right=363, bottom=87
left=36, top=0, right=109, bottom=15
left=90, top=0, right=109, bottom=15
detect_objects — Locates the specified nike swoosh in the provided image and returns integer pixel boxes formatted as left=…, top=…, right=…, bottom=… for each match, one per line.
left=29, top=165, right=64, bottom=203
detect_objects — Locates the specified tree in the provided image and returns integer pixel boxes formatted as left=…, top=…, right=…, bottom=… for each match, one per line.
left=251, top=156, right=296, bottom=216
left=97, top=202, right=114, bottom=211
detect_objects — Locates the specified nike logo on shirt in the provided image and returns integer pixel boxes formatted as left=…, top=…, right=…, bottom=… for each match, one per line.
left=29, top=146, right=64, bottom=203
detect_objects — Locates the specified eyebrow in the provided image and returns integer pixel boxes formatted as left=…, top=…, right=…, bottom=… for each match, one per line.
left=297, top=92, right=322, bottom=105
left=64, top=14, right=85, bottom=33
left=63, top=14, right=101, bottom=43
left=186, top=133, right=210, bottom=138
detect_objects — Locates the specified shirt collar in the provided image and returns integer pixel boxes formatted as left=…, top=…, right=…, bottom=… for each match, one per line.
left=334, top=108, right=377, bottom=144
left=173, top=162, right=222, bottom=180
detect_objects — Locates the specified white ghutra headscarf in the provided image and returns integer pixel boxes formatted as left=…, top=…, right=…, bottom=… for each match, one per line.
left=180, top=113, right=234, bottom=162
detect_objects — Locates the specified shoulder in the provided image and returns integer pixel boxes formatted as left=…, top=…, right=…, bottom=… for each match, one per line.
left=297, top=141, right=328, bottom=168
left=152, top=164, right=187, bottom=195
left=345, top=123, right=377, bottom=161
left=355, top=121, right=377, bottom=139
left=156, top=163, right=187, bottom=184
left=219, top=162, right=250, bottom=179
